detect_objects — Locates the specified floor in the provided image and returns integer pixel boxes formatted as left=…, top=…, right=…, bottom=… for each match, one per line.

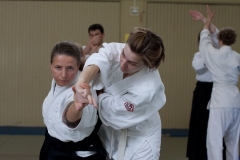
left=0, top=135, right=188, bottom=160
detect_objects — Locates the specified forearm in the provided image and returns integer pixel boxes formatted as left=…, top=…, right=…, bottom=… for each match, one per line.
left=82, top=43, right=92, bottom=56
left=202, top=17, right=216, bottom=33
left=209, top=23, right=216, bottom=34
left=77, top=64, right=100, bottom=84
left=204, top=18, right=211, bottom=30
left=66, top=102, right=83, bottom=123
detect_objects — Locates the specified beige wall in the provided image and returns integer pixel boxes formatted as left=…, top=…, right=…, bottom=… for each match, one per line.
left=0, top=1, right=121, bottom=126
left=0, top=0, right=240, bottom=129
left=147, top=3, right=240, bottom=128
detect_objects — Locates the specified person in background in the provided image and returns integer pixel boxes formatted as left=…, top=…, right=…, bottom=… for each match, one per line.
left=39, top=41, right=106, bottom=160
left=83, top=24, right=105, bottom=59
left=187, top=31, right=214, bottom=160
left=187, top=10, right=226, bottom=160
left=197, top=5, right=240, bottom=160
left=68, top=27, right=166, bottom=160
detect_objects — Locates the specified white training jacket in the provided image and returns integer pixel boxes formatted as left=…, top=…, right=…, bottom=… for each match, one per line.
left=192, top=29, right=219, bottom=82
left=84, top=42, right=166, bottom=160
left=42, top=71, right=98, bottom=142
left=192, top=51, right=213, bottom=82
left=200, top=29, right=240, bottom=109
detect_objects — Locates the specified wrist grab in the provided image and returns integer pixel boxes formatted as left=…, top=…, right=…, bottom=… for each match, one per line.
left=79, top=82, right=91, bottom=89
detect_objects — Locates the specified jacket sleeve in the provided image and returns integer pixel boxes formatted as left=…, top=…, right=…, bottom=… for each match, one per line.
left=98, top=77, right=166, bottom=130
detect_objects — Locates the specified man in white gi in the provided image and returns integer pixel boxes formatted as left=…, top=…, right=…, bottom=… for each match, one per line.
left=68, top=27, right=166, bottom=160
left=191, top=5, right=240, bottom=160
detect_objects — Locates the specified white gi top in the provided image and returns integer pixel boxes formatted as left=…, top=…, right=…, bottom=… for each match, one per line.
left=200, top=29, right=240, bottom=109
left=85, top=43, right=166, bottom=160
left=192, top=51, right=213, bottom=82
left=192, top=29, right=219, bottom=82
left=42, top=71, right=98, bottom=142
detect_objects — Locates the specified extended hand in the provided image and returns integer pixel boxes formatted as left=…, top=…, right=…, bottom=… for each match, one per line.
left=72, top=85, right=88, bottom=110
left=189, top=10, right=204, bottom=21
left=73, top=83, right=98, bottom=110
left=91, top=36, right=101, bottom=46
left=206, top=5, right=215, bottom=22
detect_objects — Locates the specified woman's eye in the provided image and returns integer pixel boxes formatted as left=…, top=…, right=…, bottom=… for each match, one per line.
left=130, top=62, right=137, bottom=66
left=67, top=67, right=73, bottom=70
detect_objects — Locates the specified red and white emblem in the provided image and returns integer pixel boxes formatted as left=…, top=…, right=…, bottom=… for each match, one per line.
left=124, top=102, right=134, bottom=112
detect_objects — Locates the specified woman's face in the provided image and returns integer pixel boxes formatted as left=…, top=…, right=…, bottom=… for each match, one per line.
left=120, top=44, right=145, bottom=75
left=51, top=54, right=79, bottom=86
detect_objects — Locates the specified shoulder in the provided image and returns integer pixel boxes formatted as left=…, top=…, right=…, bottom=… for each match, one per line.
left=96, top=42, right=125, bottom=59
left=135, top=70, right=163, bottom=92
left=103, top=42, right=125, bottom=52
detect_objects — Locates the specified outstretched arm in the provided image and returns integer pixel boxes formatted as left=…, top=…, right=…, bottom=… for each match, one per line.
left=75, top=65, right=100, bottom=108
left=64, top=65, right=100, bottom=123
left=204, top=5, right=215, bottom=30
left=189, top=9, right=216, bottom=33
left=65, top=84, right=91, bottom=123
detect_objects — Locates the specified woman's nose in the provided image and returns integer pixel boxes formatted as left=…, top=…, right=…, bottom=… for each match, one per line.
left=61, top=69, right=67, bottom=78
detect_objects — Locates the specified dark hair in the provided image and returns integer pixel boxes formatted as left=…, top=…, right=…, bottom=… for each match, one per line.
left=218, top=28, right=237, bottom=46
left=50, top=41, right=81, bottom=69
left=74, top=43, right=86, bottom=71
left=88, top=24, right=104, bottom=34
left=198, top=31, right=201, bottom=44
left=126, top=27, right=165, bottom=70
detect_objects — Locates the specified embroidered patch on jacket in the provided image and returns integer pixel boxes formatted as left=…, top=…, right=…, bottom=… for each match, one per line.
left=124, top=102, right=134, bottom=112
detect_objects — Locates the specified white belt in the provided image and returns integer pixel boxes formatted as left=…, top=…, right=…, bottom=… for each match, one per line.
left=116, top=129, right=127, bottom=160
left=213, top=82, right=236, bottom=88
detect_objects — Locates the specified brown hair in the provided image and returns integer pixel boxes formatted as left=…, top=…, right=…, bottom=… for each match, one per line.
left=51, top=41, right=84, bottom=71
left=74, top=43, right=86, bottom=71
left=218, top=28, right=237, bottom=46
left=126, top=27, right=165, bottom=70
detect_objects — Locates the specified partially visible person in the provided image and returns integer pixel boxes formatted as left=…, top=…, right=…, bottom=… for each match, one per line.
left=186, top=33, right=227, bottom=160
left=68, top=27, right=166, bottom=160
left=187, top=11, right=226, bottom=160
left=39, top=41, right=106, bottom=160
left=83, top=24, right=105, bottom=59
left=186, top=31, right=214, bottom=160
left=199, top=5, right=240, bottom=160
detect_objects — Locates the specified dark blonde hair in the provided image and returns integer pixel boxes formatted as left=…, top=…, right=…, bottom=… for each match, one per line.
left=126, top=27, right=165, bottom=70
left=218, top=28, right=237, bottom=46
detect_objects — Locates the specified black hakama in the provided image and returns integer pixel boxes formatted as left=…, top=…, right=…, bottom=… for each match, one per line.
left=40, top=117, right=106, bottom=160
left=187, top=81, right=226, bottom=160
